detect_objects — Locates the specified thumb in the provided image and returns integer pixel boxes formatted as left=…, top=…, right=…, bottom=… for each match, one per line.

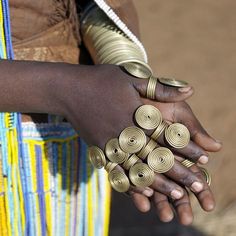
left=134, top=77, right=194, bottom=102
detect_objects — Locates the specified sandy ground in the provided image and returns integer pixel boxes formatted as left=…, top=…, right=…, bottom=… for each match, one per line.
left=131, top=1, right=235, bottom=235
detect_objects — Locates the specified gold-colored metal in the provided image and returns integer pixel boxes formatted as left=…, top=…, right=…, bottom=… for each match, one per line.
left=122, top=154, right=141, bottom=170
left=158, top=77, right=189, bottom=88
left=105, top=161, right=118, bottom=173
left=88, top=146, right=106, bottom=169
left=181, top=159, right=195, bottom=168
left=108, top=170, right=130, bottom=192
left=165, top=123, right=190, bottom=149
left=119, top=126, right=146, bottom=154
left=146, top=76, right=158, bottom=100
left=147, top=147, right=175, bottom=173
left=200, top=167, right=211, bottom=186
left=151, top=121, right=169, bottom=141
left=137, top=139, right=158, bottom=160
left=129, top=163, right=155, bottom=187
left=135, top=105, right=162, bottom=130
left=81, top=5, right=148, bottom=66
left=122, top=62, right=152, bottom=79
left=105, top=138, right=129, bottom=164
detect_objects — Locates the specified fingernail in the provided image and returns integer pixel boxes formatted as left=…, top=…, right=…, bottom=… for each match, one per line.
left=143, top=189, right=153, bottom=197
left=171, top=189, right=183, bottom=199
left=191, top=182, right=203, bottom=192
left=198, top=155, right=209, bottom=164
left=178, top=87, right=192, bottom=93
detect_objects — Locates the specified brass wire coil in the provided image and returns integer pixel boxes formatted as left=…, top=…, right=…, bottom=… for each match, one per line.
left=137, top=139, right=158, bottom=160
left=200, top=167, right=211, bottom=186
left=88, top=146, right=106, bottom=169
left=165, top=123, right=190, bottom=149
left=105, top=138, right=129, bottom=164
left=181, top=159, right=195, bottom=168
left=147, top=147, right=175, bottom=173
left=105, top=161, right=118, bottom=173
left=151, top=121, right=169, bottom=141
left=81, top=5, right=150, bottom=68
left=119, top=126, right=146, bottom=153
left=122, top=154, right=141, bottom=170
left=135, top=105, right=162, bottom=130
left=129, top=163, right=155, bottom=187
left=122, top=62, right=152, bottom=79
left=108, top=170, right=130, bottom=192
left=158, top=77, right=189, bottom=88
left=146, top=76, right=158, bottom=100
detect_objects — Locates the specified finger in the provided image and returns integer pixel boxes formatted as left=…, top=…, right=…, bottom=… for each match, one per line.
left=173, top=102, right=222, bottom=152
left=165, top=160, right=204, bottom=194
left=172, top=188, right=193, bottom=225
left=155, top=101, right=222, bottom=152
left=128, top=185, right=154, bottom=197
left=114, top=163, right=154, bottom=197
left=130, top=192, right=151, bottom=213
left=152, top=192, right=174, bottom=222
left=190, top=165, right=215, bottom=211
left=133, top=78, right=194, bottom=103
left=150, top=173, right=184, bottom=200
left=157, top=131, right=209, bottom=164
left=141, top=100, right=222, bottom=153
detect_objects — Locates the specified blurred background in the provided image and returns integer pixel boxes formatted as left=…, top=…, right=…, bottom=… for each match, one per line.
left=110, top=1, right=236, bottom=235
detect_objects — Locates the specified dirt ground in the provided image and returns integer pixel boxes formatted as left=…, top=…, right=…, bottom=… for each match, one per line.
left=133, top=1, right=236, bottom=235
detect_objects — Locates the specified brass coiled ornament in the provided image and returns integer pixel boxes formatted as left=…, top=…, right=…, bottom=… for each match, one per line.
left=88, top=146, right=106, bottom=169
left=200, top=167, right=211, bottom=186
left=119, top=126, right=146, bottom=153
left=135, top=105, right=162, bottom=130
left=105, top=161, right=118, bottom=173
left=181, top=159, right=195, bottom=168
left=147, top=147, right=175, bottom=173
left=151, top=121, right=169, bottom=141
left=129, top=163, right=155, bottom=187
left=122, top=62, right=152, bottom=79
left=122, top=154, right=141, bottom=170
left=165, top=123, right=190, bottom=149
left=146, top=76, right=158, bottom=100
left=137, top=139, right=157, bottom=160
left=158, top=77, right=189, bottom=88
left=108, top=170, right=130, bottom=192
left=105, top=138, right=129, bottom=164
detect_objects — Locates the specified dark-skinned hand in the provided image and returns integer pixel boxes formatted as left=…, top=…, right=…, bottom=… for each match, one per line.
left=59, top=64, right=222, bottom=225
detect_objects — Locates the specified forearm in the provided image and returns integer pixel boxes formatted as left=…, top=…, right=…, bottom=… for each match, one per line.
left=0, top=59, right=70, bottom=115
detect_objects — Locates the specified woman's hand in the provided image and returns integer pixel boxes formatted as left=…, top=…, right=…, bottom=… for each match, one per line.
left=58, top=63, right=221, bottom=225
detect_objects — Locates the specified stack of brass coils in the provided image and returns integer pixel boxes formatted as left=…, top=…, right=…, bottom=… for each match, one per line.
left=81, top=4, right=152, bottom=75
left=88, top=105, right=194, bottom=193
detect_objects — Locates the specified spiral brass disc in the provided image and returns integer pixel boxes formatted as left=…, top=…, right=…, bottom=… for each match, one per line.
left=147, top=147, right=175, bottom=173
left=151, top=121, right=169, bottom=141
left=165, top=123, right=190, bottom=149
left=105, top=161, right=118, bottom=173
left=181, top=159, right=195, bottom=168
left=200, top=167, right=211, bottom=186
left=108, top=170, right=130, bottom=192
left=122, top=62, right=152, bottom=79
left=105, top=138, right=129, bottom=164
left=129, top=163, right=155, bottom=187
left=122, top=154, right=141, bottom=170
left=158, top=77, right=189, bottom=88
left=119, top=126, right=146, bottom=153
left=88, top=146, right=106, bottom=169
left=137, top=139, right=158, bottom=160
left=135, top=105, right=162, bottom=130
